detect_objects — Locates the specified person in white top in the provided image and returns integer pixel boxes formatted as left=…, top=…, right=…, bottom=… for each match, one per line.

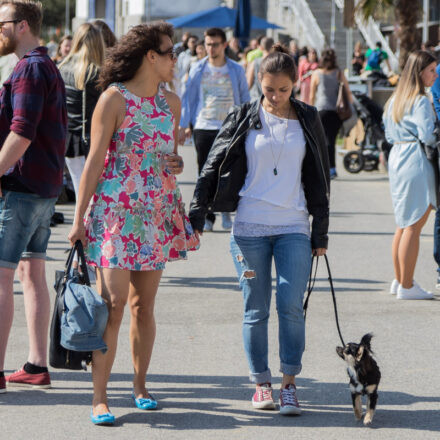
left=189, top=44, right=330, bottom=416
left=179, top=27, right=250, bottom=232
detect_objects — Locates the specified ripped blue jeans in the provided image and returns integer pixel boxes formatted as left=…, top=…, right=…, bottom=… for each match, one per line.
left=230, top=233, right=311, bottom=384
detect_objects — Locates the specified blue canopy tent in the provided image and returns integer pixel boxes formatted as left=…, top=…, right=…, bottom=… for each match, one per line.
left=168, top=6, right=282, bottom=30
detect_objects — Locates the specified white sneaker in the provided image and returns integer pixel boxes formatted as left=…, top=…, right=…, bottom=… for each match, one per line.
left=397, top=283, right=434, bottom=300
left=390, top=279, right=399, bottom=295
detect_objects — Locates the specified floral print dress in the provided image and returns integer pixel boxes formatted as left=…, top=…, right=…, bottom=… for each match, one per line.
left=84, top=83, right=199, bottom=271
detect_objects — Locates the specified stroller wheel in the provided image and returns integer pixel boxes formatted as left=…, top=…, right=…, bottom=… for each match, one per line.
left=343, top=151, right=364, bottom=173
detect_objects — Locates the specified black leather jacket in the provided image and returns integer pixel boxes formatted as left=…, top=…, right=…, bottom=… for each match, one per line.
left=189, top=97, right=331, bottom=249
left=59, top=59, right=100, bottom=136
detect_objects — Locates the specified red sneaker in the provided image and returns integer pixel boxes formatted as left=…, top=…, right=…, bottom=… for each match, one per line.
left=6, top=368, right=51, bottom=389
left=252, top=383, right=275, bottom=409
left=0, top=376, right=5, bottom=393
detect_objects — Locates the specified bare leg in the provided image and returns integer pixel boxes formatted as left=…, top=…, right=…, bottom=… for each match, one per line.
left=128, top=269, right=163, bottom=398
left=92, top=268, right=130, bottom=416
left=391, top=227, right=403, bottom=283
left=398, top=207, right=432, bottom=288
left=18, top=259, right=51, bottom=367
left=0, top=267, right=15, bottom=371
left=281, top=374, right=295, bottom=388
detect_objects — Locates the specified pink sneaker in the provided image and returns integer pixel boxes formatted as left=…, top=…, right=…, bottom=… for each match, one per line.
left=6, top=368, right=51, bottom=389
left=252, top=383, right=275, bottom=409
left=0, top=376, right=5, bottom=393
left=279, top=384, right=301, bottom=415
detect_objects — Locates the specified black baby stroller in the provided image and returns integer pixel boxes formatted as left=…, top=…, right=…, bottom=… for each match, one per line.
left=343, top=91, right=392, bottom=173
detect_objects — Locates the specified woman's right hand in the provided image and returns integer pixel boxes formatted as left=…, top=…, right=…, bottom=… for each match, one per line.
left=68, top=222, right=86, bottom=247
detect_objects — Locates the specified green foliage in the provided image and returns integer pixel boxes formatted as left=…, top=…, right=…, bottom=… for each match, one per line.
left=41, top=0, right=76, bottom=31
left=356, top=0, right=394, bottom=20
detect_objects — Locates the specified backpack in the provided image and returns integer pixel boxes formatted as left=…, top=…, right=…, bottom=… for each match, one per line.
left=368, top=49, right=382, bottom=69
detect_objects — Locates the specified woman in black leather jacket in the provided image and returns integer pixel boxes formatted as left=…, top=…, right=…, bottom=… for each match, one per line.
left=59, top=23, right=105, bottom=199
left=189, top=44, right=330, bottom=415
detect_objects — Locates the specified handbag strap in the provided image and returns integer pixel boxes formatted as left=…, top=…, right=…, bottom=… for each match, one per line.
left=65, top=241, right=91, bottom=286
left=82, top=87, right=87, bottom=144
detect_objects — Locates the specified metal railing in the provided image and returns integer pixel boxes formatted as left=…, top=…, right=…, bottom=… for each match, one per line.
left=335, top=0, right=399, bottom=71
left=280, top=0, right=326, bottom=52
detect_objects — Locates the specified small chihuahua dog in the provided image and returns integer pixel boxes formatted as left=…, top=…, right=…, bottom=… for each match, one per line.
left=336, top=333, right=381, bottom=425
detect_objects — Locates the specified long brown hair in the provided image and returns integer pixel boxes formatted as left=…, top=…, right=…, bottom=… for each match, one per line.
left=385, top=50, right=436, bottom=123
left=98, top=22, right=173, bottom=91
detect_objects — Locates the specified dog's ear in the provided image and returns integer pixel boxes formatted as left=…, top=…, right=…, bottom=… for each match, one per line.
left=336, top=346, right=345, bottom=359
left=355, top=345, right=364, bottom=362
left=360, top=333, right=373, bottom=351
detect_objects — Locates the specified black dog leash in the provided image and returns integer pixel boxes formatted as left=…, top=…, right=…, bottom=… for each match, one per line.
left=303, top=254, right=346, bottom=347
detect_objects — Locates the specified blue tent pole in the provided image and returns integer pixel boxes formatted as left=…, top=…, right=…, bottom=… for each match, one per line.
left=234, top=0, right=251, bottom=49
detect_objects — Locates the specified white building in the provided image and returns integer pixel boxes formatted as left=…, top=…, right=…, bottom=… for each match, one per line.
left=74, top=0, right=222, bottom=35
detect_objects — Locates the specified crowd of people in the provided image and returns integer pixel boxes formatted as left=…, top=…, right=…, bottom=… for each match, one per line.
left=1, top=0, right=440, bottom=429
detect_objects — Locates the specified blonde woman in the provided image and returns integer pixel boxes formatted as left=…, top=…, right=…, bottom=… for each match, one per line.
left=59, top=23, right=105, bottom=198
left=383, top=50, right=438, bottom=300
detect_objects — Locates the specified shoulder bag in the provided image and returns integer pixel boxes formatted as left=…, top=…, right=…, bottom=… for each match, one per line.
left=336, top=70, right=352, bottom=121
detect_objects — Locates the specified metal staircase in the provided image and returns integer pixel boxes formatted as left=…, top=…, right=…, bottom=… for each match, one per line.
left=334, top=0, right=399, bottom=71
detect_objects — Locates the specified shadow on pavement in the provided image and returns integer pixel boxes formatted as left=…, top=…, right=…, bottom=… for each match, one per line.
left=1, top=374, right=439, bottom=431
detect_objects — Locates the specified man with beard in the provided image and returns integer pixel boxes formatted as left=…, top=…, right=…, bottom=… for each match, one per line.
left=0, top=0, right=66, bottom=393
left=179, top=27, right=249, bottom=232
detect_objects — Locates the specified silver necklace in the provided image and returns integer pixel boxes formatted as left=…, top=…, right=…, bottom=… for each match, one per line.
left=264, top=104, right=291, bottom=176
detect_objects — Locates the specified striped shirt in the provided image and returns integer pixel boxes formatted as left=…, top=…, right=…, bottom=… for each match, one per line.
left=0, top=46, right=67, bottom=198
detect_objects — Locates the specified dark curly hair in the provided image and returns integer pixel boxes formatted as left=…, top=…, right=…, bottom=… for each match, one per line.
left=98, top=22, right=173, bottom=91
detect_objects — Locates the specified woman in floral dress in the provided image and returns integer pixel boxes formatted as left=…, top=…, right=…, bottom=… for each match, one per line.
left=68, top=22, right=198, bottom=425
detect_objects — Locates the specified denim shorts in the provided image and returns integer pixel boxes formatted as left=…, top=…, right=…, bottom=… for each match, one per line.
left=0, top=190, right=56, bottom=269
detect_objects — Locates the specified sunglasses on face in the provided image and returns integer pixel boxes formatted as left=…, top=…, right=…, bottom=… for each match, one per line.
left=155, top=47, right=177, bottom=60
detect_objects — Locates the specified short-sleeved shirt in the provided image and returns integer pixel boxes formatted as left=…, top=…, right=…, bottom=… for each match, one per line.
left=194, top=63, right=234, bottom=130
left=364, top=48, right=388, bottom=71
left=0, top=47, right=67, bottom=198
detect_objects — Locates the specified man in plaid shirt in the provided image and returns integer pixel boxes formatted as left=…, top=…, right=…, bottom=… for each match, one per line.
left=0, top=0, right=67, bottom=392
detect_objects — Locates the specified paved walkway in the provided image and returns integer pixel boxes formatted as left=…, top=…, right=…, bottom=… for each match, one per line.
left=2, top=147, right=440, bottom=439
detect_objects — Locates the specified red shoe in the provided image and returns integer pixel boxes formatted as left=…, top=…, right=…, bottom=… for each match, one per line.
left=6, top=368, right=51, bottom=389
left=252, top=383, right=275, bottom=409
left=279, top=384, right=301, bottom=416
left=0, top=376, right=5, bottom=393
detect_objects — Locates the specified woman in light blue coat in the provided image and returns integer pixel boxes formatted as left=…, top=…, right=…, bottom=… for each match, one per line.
left=383, top=50, right=438, bottom=300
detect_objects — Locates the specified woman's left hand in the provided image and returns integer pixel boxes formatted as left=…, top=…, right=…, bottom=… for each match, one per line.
left=312, top=248, right=327, bottom=257
left=165, top=153, right=184, bottom=175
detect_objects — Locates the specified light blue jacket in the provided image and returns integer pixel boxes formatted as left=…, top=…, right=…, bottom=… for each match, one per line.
left=180, top=56, right=250, bottom=128
left=431, top=64, right=440, bottom=119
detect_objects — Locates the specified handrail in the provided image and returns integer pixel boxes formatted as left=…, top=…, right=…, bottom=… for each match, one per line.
left=335, top=0, right=399, bottom=71
left=280, top=0, right=326, bottom=52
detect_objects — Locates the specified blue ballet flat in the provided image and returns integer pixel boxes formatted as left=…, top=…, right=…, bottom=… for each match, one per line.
left=132, top=393, right=157, bottom=410
left=90, top=410, right=115, bottom=425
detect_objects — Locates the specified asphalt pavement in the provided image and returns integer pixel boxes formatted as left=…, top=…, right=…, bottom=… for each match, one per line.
left=2, top=146, right=440, bottom=440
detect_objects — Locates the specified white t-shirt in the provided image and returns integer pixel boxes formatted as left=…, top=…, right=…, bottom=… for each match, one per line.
left=194, top=63, right=234, bottom=130
left=235, top=106, right=309, bottom=232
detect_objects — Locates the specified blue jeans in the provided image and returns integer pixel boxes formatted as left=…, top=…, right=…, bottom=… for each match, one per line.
left=434, top=208, right=440, bottom=273
left=230, top=233, right=312, bottom=384
left=0, top=190, right=56, bottom=269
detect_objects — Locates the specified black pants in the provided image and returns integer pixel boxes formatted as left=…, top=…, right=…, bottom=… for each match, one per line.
left=193, top=128, right=219, bottom=223
left=318, top=110, right=342, bottom=169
